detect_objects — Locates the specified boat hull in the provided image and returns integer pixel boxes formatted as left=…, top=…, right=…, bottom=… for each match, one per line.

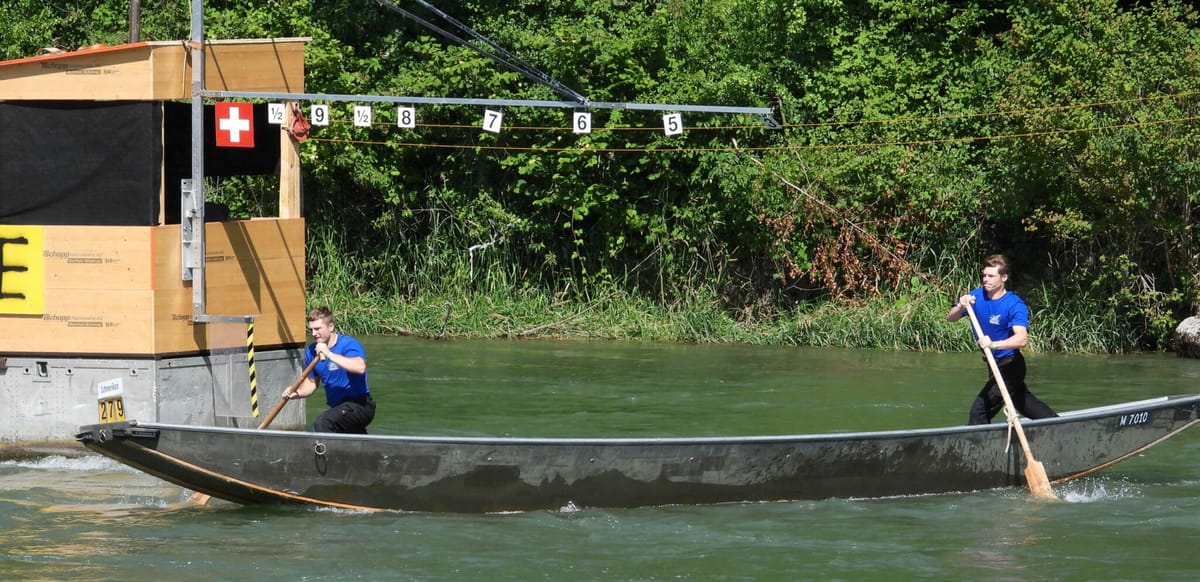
left=76, top=394, right=1200, bottom=512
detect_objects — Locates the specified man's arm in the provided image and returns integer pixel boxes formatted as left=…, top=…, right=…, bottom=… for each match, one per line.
left=287, top=375, right=319, bottom=400
left=314, top=342, right=367, bottom=375
left=946, top=293, right=974, bottom=322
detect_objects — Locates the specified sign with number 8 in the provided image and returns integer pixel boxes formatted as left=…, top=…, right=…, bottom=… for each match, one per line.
left=397, top=106, right=416, bottom=129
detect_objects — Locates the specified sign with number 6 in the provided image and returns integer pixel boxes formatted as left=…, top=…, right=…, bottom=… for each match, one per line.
left=573, top=111, right=592, bottom=135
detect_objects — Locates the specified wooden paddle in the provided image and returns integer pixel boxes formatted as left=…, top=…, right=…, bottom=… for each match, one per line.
left=963, top=302, right=1057, bottom=500
left=255, top=356, right=320, bottom=431
left=184, top=356, right=319, bottom=506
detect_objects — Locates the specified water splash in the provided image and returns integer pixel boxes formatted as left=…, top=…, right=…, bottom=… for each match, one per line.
left=1, top=454, right=133, bottom=473
left=1057, top=477, right=1142, bottom=503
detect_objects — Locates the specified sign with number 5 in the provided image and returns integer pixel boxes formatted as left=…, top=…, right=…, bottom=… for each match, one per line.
left=663, top=113, right=683, bottom=136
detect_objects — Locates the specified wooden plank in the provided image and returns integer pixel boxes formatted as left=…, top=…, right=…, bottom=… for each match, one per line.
left=41, top=226, right=154, bottom=290
left=0, top=39, right=307, bottom=101
left=152, top=219, right=306, bottom=289
left=0, top=44, right=158, bottom=100
left=153, top=284, right=305, bottom=353
left=150, top=44, right=188, bottom=101
left=150, top=218, right=306, bottom=354
left=207, top=41, right=306, bottom=93
left=6, top=289, right=157, bottom=354
left=279, top=101, right=303, bottom=219
left=1, top=218, right=304, bottom=356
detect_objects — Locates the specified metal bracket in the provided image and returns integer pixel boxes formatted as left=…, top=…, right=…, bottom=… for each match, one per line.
left=181, top=178, right=203, bottom=282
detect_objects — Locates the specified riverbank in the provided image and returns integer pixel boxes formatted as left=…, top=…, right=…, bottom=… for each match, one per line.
left=307, top=279, right=1146, bottom=354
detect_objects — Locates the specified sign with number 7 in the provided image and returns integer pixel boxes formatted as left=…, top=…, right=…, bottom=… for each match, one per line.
left=482, top=109, right=503, bottom=134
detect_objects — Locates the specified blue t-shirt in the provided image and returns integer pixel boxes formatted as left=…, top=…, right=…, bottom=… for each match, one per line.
left=965, top=288, right=1029, bottom=360
left=304, top=334, right=370, bottom=407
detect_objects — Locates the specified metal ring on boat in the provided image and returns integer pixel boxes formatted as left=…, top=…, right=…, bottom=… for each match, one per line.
left=314, top=441, right=327, bottom=456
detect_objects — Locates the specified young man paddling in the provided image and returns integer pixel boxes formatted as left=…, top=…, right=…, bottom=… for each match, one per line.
left=284, top=306, right=376, bottom=433
left=946, top=254, right=1057, bottom=425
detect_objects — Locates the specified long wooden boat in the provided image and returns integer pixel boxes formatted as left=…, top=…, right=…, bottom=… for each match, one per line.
left=76, top=394, right=1200, bottom=512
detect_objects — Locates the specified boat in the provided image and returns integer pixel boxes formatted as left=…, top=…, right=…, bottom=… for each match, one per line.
left=75, top=394, right=1200, bottom=512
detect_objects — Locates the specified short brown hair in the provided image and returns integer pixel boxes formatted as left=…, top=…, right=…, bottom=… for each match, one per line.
left=307, top=306, right=334, bottom=326
left=983, top=254, right=1011, bottom=277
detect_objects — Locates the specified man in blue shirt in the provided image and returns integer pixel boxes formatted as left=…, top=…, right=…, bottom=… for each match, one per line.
left=947, top=254, right=1057, bottom=425
left=284, top=306, right=376, bottom=433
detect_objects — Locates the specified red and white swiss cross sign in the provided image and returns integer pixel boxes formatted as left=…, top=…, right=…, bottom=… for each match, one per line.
left=215, top=102, right=255, bottom=148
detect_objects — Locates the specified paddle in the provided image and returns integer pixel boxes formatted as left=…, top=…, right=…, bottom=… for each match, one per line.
left=255, top=356, right=320, bottom=430
left=185, top=356, right=319, bottom=506
left=962, top=302, right=1057, bottom=501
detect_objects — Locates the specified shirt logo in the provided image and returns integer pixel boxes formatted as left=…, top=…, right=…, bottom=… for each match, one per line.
left=327, top=361, right=340, bottom=371
left=989, top=314, right=1001, bottom=325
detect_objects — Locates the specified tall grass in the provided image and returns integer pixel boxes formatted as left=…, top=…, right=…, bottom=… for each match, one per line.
left=303, top=225, right=1146, bottom=354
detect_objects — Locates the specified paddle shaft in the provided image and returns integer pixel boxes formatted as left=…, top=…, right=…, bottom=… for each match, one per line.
left=257, top=356, right=320, bottom=430
left=963, top=302, right=1056, bottom=499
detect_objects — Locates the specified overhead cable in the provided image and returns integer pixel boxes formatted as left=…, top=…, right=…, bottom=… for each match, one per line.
left=374, top=0, right=590, bottom=105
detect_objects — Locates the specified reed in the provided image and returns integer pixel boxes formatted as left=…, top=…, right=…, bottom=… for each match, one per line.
left=304, top=226, right=1144, bottom=353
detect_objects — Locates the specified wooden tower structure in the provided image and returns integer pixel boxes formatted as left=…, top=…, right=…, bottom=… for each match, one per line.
left=0, top=39, right=310, bottom=451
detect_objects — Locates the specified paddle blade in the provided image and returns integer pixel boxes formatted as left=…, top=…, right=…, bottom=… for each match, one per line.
left=1024, top=461, right=1057, bottom=500
left=182, top=492, right=213, bottom=506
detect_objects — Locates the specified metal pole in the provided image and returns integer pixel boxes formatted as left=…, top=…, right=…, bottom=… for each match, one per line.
left=128, top=0, right=142, bottom=43
left=202, top=90, right=774, bottom=116
left=184, top=0, right=207, bottom=319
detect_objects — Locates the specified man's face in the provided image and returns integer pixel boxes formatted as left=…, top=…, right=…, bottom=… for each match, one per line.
left=981, top=266, right=1006, bottom=294
left=308, top=318, right=334, bottom=344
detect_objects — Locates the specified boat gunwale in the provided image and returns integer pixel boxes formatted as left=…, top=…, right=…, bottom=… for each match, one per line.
left=96, top=393, right=1200, bottom=447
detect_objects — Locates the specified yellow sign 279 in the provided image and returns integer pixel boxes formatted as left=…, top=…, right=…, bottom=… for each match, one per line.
left=96, top=377, right=126, bottom=424
left=98, top=398, right=126, bottom=423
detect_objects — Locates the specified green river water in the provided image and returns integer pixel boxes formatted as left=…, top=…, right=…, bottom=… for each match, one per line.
left=2, top=337, right=1198, bottom=580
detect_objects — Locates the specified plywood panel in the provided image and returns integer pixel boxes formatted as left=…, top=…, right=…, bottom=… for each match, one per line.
left=153, top=284, right=304, bottom=354
left=0, top=39, right=307, bottom=101
left=152, top=218, right=305, bottom=289
left=0, top=44, right=158, bottom=100
left=2, top=218, right=304, bottom=356
left=207, top=41, right=306, bottom=93
left=6, top=289, right=157, bottom=354
left=41, top=226, right=154, bottom=289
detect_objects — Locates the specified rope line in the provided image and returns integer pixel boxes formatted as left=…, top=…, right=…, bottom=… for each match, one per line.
left=305, top=112, right=1200, bottom=154
left=304, top=88, right=1200, bottom=134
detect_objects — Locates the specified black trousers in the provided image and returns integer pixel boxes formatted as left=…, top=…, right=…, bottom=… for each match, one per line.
left=314, top=394, right=376, bottom=434
left=968, top=352, right=1057, bottom=425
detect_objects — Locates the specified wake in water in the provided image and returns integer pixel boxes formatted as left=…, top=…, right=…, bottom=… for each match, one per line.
left=0, top=454, right=180, bottom=510
left=0, top=453, right=136, bottom=474
left=1055, top=476, right=1143, bottom=503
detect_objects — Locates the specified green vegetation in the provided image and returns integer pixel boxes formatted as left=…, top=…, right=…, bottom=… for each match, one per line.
left=4, top=1, right=1199, bottom=353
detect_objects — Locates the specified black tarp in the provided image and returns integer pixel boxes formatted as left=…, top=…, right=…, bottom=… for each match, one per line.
left=0, top=101, right=162, bottom=226
left=0, top=101, right=281, bottom=226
